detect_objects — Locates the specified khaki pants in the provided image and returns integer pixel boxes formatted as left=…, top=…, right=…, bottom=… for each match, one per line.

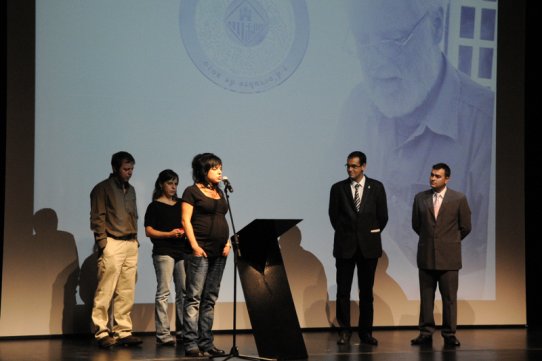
left=92, top=237, right=138, bottom=339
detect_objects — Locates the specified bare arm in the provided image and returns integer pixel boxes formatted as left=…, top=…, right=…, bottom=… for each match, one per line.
left=145, top=226, right=184, bottom=239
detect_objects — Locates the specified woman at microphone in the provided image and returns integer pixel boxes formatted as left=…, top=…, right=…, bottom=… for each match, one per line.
left=181, top=153, right=231, bottom=357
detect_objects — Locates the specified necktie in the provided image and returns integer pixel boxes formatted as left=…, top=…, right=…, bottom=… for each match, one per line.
left=433, top=193, right=441, bottom=219
left=354, top=184, right=361, bottom=212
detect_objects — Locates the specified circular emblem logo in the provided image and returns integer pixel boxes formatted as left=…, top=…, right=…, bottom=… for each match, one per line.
left=180, top=0, right=309, bottom=93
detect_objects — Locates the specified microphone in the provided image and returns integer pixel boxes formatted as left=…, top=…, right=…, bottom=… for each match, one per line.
left=222, top=176, right=234, bottom=193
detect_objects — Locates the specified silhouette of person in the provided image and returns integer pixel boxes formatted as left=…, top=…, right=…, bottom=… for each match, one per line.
left=279, top=226, right=328, bottom=327
left=32, top=208, right=80, bottom=334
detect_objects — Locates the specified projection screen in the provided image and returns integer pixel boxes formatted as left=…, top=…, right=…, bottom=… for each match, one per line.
left=2, top=0, right=526, bottom=336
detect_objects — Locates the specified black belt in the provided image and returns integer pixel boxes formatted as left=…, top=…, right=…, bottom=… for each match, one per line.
left=107, top=233, right=137, bottom=240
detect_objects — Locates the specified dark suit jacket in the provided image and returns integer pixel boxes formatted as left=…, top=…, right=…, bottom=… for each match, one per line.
left=329, top=177, right=388, bottom=259
left=412, top=188, right=471, bottom=270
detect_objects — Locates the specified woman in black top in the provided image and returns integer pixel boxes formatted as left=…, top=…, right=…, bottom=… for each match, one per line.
left=144, top=169, right=186, bottom=346
left=181, top=153, right=231, bottom=357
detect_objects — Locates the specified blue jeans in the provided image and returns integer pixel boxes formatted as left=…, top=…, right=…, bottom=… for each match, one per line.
left=183, top=254, right=227, bottom=351
left=152, top=254, right=186, bottom=342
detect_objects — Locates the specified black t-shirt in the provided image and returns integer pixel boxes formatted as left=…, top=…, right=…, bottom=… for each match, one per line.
left=181, top=185, right=229, bottom=257
left=144, top=200, right=188, bottom=258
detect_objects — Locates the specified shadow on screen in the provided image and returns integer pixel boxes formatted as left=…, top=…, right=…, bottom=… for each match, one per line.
left=279, top=226, right=330, bottom=328
left=30, top=208, right=80, bottom=334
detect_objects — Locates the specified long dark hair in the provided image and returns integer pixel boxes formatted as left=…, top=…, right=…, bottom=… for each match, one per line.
left=191, top=153, right=222, bottom=186
left=152, top=169, right=179, bottom=200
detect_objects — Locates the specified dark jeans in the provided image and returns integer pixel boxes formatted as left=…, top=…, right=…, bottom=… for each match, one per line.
left=183, top=254, right=227, bottom=351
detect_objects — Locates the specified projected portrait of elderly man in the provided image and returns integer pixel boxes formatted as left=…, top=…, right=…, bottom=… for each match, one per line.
left=339, top=0, right=494, bottom=295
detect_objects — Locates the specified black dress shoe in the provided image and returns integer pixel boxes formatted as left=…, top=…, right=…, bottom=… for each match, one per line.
left=359, top=334, right=378, bottom=346
left=203, top=346, right=226, bottom=356
left=337, top=332, right=351, bottom=345
left=443, top=335, right=461, bottom=347
left=411, top=334, right=432, bottom=345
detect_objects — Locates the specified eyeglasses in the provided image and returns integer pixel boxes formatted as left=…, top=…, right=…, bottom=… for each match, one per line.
left=356, top=12, right=428, bottom=57
left=345, top=164, right=362, bottom=169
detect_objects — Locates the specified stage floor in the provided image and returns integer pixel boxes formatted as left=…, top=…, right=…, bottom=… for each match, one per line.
left=1, top=328, right=541, bottom=361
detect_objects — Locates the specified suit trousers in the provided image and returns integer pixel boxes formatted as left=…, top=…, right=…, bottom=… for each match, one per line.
left=92, top=237, right=139, bottom=339
left=335, top=251, right=378, bottom=335
left=418, top=269, right=458, bottom=337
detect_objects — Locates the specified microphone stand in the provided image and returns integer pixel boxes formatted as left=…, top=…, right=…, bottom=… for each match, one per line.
left=215, top=185, right=274, bottom=361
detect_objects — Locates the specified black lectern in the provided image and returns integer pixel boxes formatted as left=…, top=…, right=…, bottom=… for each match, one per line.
left=235, top=219, right=308, bottom=360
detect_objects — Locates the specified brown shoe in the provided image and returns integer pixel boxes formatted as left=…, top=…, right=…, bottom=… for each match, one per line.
left=97, top=336, right=117, bottom=349
left=116, top=335, right=142, bottom=347
left=185, top=348, right=204, bottom=357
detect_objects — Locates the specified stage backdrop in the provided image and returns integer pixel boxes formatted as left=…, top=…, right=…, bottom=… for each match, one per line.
left=2, top=0, right=525, bottom=336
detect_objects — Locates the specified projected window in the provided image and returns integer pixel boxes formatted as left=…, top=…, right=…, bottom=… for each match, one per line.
left=446, top=0, right=498, bottom=90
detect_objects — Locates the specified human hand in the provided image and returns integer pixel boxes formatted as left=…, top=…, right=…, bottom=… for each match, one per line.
left=222, top=242, right=231, bottom=257
left=193, top=245, right=207, bottom=257
left=171, top=228, right=184, bottom=238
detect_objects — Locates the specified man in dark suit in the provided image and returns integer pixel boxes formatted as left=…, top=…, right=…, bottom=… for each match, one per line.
left=329, top=151, right=388, bottom=346
left=411, top=163, right=471, bottom=347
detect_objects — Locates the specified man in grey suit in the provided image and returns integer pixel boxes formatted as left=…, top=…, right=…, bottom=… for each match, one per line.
left=329, top=151, right=388, bottom=346
left=411, top=163, right=471, bottom=347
